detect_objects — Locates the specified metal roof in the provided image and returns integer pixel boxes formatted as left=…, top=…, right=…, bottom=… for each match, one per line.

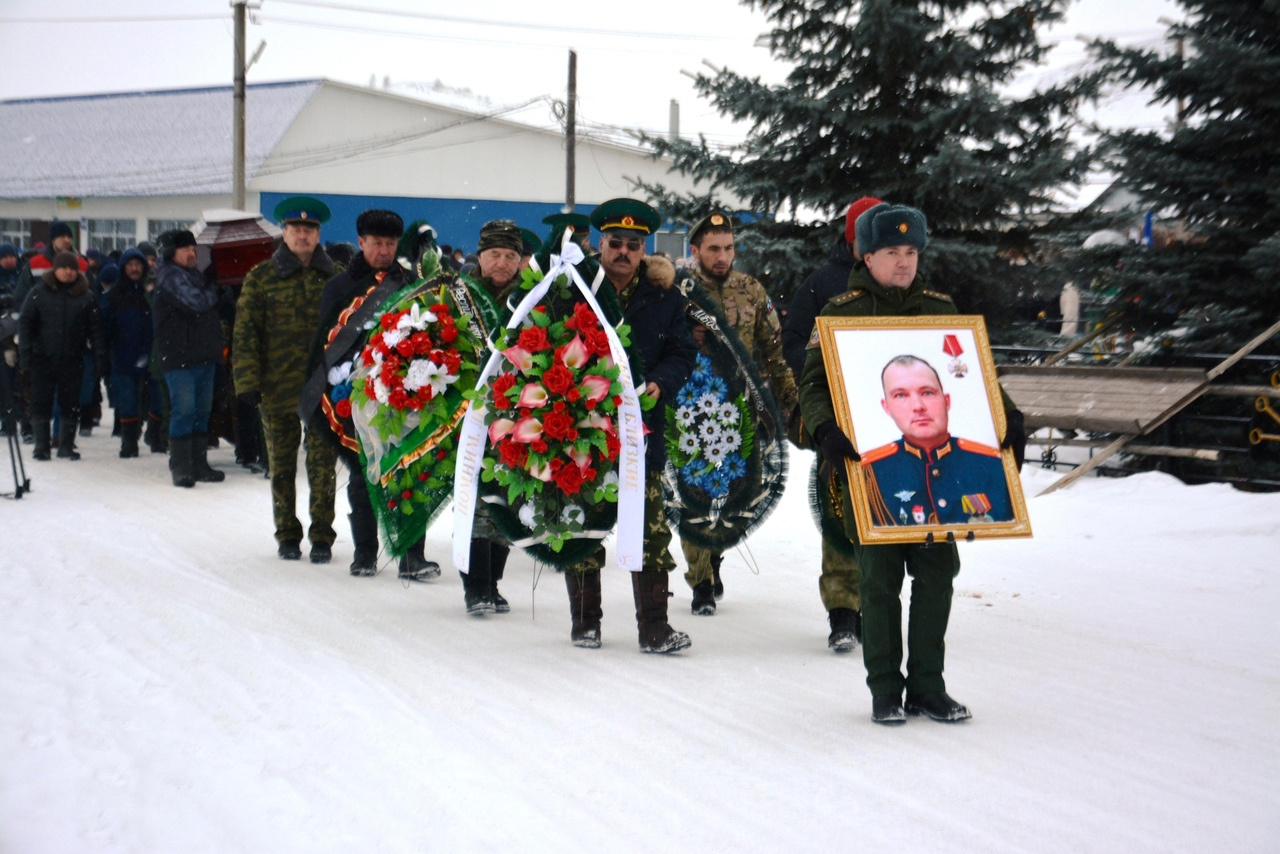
left=0, top=80, right=322, bottom=199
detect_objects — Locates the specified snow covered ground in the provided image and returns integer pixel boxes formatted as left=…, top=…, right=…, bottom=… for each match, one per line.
left=2, top=432, right=1277, bottom=852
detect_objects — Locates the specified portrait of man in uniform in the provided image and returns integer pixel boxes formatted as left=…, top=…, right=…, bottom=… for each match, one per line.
left=861, top=354, right=1012, bottom=526
left=811, top=314, right=1031, bottom=544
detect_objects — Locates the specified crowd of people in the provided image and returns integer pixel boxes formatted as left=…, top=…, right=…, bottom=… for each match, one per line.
left=0, top=194, right=1027, bottom=725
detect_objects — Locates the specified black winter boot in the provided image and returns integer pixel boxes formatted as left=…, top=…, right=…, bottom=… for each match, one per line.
left=119, top=420, right=141, bottom=458
left=711, top=553, right=724, bottom=600
left=565, top=570, right=602, bottom=648
left=32, top=419, right=52, bottom=460
left=905, top=691, right=972, bottom=722
left=398, top=538, right=440, bottom=581
left=828, top=608, right=861, bottom=653
left=190, top=433, right=224, bottom=482
left=632, top=571, right=691, bottom=654
left=168, top=435, right=195, bottom=488
left=461, top=539, right=496, bottom=615
left=490, top=543, right=510, bottom=613
left=691, top=579, right=717, bottom=616
left=348, top=505, right=379, bottom=576
left=56, top=420, right=80, bottom=460
left=145, top=414, right=167, bottom=454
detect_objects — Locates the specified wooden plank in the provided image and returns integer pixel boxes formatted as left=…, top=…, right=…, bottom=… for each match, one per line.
left=1025, top=437, right=1221, bottom=460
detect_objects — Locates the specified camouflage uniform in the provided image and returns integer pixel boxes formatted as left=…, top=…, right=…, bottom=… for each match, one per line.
left=233, top=244, right=341, bottom=547
left=680, top=266, right=798, bottom=589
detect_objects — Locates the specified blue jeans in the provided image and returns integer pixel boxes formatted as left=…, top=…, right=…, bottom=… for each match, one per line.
left=164, top=363, right=216, bottom=438
left=111, top=369, right=147, bottom=420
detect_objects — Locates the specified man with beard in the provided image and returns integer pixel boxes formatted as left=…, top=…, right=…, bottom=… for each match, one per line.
left=562, top=198, right=695, bottom=654
left=234, top=197, right=340, bottom=563
left=313, top=209, right=440, bottom=582
left=677, top=211, right=797, bottom=615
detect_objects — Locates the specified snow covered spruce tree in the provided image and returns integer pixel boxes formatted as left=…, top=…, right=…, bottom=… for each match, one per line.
left=637, top=0, right=1093, bottom=330
left=1083, top=0, right=1280, bottom=354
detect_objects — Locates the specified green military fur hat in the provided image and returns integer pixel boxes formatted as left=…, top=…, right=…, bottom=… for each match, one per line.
left=518, top=228, right=543, bottom=256
left=589, top=198, right=661, bottom=236
left=858, top=204, right=928, bottom=256
left=273, top=196, right=331, bottom=227
left=687, top=210, right=734, bottom=245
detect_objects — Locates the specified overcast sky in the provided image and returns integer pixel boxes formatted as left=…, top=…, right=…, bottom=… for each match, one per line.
left=2, top=0, right=1181, bottom=197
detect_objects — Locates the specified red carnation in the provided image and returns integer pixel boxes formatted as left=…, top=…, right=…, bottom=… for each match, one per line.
left=389, top=388, right=410, bottom=409
left=380, top=313, right=399, bottom=331
left=518, top=325, right=551, bottom=353
left=396, top=339, right=415, bottom=358
left=554, top=464, right=585, bottom=495
left=440, top=325, right=458, bottom=343
left=543, top=364, right=574, bottom=396
left=364, top=377, right=376, bottom=398
left=411, top=331, right=433, bottom=352
left=444, top=351, right=462, bottom=374
left=335, top=398, right=352, bottom=419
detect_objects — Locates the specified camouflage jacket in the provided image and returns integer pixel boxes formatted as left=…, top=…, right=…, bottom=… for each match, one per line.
left=232, top=244, right=340, bottom=412
left=689, top=266, right=797, bottom=411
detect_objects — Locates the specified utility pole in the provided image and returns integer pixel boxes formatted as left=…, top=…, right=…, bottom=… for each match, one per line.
left=566, top=50, right=577, bottom=211
left=232, top=0, right=247, bottom=210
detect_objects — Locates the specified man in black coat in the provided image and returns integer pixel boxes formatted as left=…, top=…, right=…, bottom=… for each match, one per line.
left=561, top=198, right=696, bottom=654
left=780, top=196, right=881, bottom=654
left=18, top=251, right=106, bottom=460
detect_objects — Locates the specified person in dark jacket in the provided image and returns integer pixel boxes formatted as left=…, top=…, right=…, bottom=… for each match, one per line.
left=562, top=198, right=696, bottom=655
left=152, top=229, right=225, bottom=488
left=100, top=248, right=154, bottom=458
left=780, top=195, right=881, bottom=655
left=17, top=251, right=106, bottom=460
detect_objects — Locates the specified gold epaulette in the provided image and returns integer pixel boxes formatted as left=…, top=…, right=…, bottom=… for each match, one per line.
left=957, top=437, right=1001, bottom=458
left=922, top=289, right=954, bottom=304
left=859, top=441, right=898, bottom=465
left=828, top=288, right=867, bottom=307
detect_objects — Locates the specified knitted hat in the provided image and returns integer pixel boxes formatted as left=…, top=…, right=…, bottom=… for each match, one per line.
left=49, top=221, right=73, bottom=241
left=858, top=204, right=929, bottom=256
left=355, top=209, right=404, bottom=238
left=477, top=219, right=523, bottom=254
left=86, top=248, right=105, bottom=264
left=844, top=196, right=883, bottom=245
left=53, top=251, right=79, bottom=270
left=0, top=243, right=18, bottom=260
left=138, top=241, right=158, bottom=260
left=98, top=263, right=120, bottom=287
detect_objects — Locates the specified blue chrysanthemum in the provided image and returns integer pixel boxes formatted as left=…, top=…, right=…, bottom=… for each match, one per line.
left=676, top=385, right=700, bottom=407
left=331, top=382, right=352, bottom=402
left=723, top=453, right=746, bottom=480
left=706, top=470, right=731, bottom=497
left=681, top=460, right=704, bottom=484
left=706, top=376, right=729, bottom=398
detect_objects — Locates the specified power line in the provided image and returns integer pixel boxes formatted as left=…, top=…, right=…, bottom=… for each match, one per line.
left=7, top=14, right=228, bottom=24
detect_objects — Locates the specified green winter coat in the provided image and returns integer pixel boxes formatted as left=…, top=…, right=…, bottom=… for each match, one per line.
left=232, top=244, right=340, bottom=416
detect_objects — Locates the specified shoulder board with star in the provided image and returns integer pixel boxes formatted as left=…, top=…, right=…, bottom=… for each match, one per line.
left=957, top=437, right=1000, bottom=457
left=859, top=441, right=899, bottom=465
left=922, top=289, right=954, bottom=304
left=828, top=288, right=867, bottom=307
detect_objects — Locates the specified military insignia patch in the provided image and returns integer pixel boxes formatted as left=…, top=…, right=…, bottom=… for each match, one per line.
left=710, top=214, right=725, bottom=226
left=894, top=489, right=915, bottom=502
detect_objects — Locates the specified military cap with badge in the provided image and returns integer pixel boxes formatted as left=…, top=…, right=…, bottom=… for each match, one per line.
left=589, top=198, right=661, bottom=237
left=273, top=196, right=332, bottom=227
left=687, top=210, right=734, bottom=245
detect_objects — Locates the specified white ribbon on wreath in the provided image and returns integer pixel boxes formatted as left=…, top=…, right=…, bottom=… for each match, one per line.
left=452, top=230, right=645, bottom=573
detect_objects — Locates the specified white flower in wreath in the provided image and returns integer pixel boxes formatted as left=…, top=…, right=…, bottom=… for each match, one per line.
left=372, top=378, right=390, bottom=404
left=717, top=402, right=739, bottom=425
left=381, top=327, right=407, bottom=349
left=699, top=420, right=723, bottom=443
left=403, top=359, right=456, bottom=397
left=518, top=503, right=537, bottom=528
left=677, top=433, right=701, bottom=456
left=603, top=471, right=619, bottom=487
left=676, top=405, right=697, bottom=428
left=719, top=430, right=742, bottom=453
left=705, top=442, right=728, bottom=466
left=561, top=504, right=586, bottom=526
left=398, top=302, right=438, bottom=332
left=696, top=393, right=720, bottom=415
left=327, top=361, right=353, bottom=386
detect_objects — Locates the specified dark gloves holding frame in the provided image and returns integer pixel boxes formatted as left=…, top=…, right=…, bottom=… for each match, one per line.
left=814, top=421, right=860, bottom=485
left=1001, top=409, right=1026, bottom=470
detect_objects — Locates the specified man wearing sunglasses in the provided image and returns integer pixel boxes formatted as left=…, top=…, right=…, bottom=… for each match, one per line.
left=560, top=197, right=695, bottom=655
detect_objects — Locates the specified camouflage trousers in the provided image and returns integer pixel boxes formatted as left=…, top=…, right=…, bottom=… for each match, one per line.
left=680, top=539, right=718, bottom=589
left=260, top=407, right=338, bottom=546
left=819, top=535, right=861, bottom=612
left=567, top=470, right=676, bottom=575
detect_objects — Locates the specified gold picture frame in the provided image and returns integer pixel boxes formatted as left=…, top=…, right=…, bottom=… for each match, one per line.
left=814, top=315, right=1032, bottom=544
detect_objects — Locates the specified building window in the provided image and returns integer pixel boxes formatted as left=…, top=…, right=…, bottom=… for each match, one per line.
left=148, top=219, right=193, bottom=243
left=654, top=230, right=687, bottom=262
left=88, top=218, right=136, bottom=253
left=0, top=218, right=35, bottom=251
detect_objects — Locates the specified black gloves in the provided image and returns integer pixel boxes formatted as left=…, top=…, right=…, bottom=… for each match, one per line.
left=1001, top=409, right=1026, bottom=470
left=238, top=390, right=262, bottom=408
left=813, top=421, right=860, bottom=484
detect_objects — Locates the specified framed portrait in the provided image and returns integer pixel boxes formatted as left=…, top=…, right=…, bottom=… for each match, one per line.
left=814, top=315, right=1032, bottom=544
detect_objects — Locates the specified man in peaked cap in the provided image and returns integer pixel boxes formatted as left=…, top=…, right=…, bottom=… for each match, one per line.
left=798, top=202, right=1025, bottom=726
left=234, top=196, right=342, bottom=563
left=518, top=228, right=542, bottom=271
left=676, top=210, right=797, bottom=616
left=561, top=197, right=695, bottom=655
left=781, top=194, right=881, bottom=655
